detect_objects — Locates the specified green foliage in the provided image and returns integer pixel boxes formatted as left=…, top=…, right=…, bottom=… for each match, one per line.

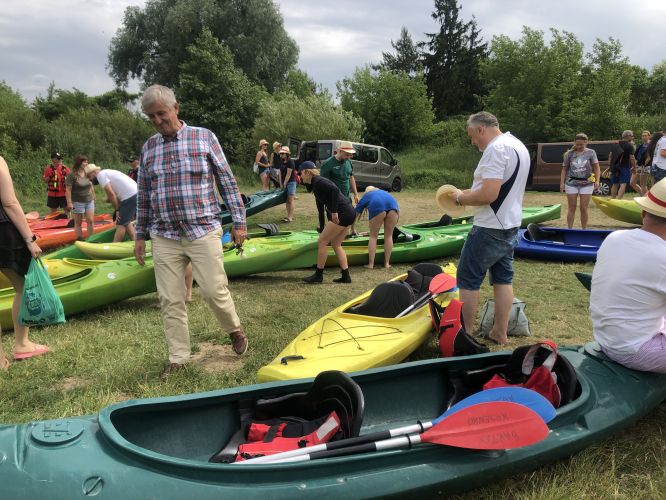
left=0, top=82, right=45, bottom=158
left=278, top=69, right=318, bottom=99
left=33, top=84, right=140, bottom=122
left=252, top=92, right=364, bottom=148
left=373, top=27, right=422, bottom=76
left=177, top=29, right=267, bottom=163
left=427, top=117, right=470, bottom=148
left=396, top=143, right=479, bottom=189
left=421, top=0, right=488, bottom=119
left=630, top=60, right=666, bottom=115
left=108, top=0, right=298, bottom=92
left=338, top=67, right=435, bottom=149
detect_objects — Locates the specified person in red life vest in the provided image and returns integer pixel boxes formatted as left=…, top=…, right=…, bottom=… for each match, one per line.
left=127, top=155, right=139, bottom=182
left=42, top=152, right=71, bottom=216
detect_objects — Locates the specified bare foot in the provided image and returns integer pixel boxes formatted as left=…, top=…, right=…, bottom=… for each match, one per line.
left=488, top=330, right=509, bottom=345
left=0, top=357, right=9, bottom=370
left=364, top=264, right=374, bottom=270
left=384, top=265, right=391, bottom=270
left=186, top=295, right=193, bottom=303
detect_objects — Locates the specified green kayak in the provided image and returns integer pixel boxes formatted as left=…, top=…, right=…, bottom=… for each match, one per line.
left=0, top=342, right=663, bottom=498
left=46, top=189, right=287, bottom=260
left=592, top=196, right=642, bottom=225
left=0, top=259, right=156, bottom=330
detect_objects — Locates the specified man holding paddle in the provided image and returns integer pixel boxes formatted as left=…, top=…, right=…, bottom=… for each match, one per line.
left=446, top=112, right=530, bottom=344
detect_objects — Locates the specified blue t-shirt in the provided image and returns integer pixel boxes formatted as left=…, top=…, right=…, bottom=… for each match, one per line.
left=355, top=189, right=399, bottom=219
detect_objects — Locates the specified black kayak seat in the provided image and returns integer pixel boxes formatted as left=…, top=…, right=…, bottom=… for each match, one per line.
left=347, top=282, right=415, bottom=318
left=257, top=223, right=280, bottom=236
left=392, top=227, right=414, bottom=243
left=254, top=370, right=365, bottom=439
left=526, top=223, right=565, bottom=243
left=405, top=263, right=444, bottom=300
left=411, top=262, right=444, bottom=278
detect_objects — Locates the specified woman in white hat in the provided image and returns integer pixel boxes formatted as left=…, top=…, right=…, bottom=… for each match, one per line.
left=255, top=139, right=271, bottom=191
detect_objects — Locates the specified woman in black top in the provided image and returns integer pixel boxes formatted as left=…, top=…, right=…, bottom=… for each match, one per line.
left=299, top=162, right=355, bottom=284
left=0, top=156, right=50, bottom=369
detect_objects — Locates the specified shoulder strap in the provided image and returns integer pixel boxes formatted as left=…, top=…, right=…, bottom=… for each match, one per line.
left=490, top=148, right=520, bottom=214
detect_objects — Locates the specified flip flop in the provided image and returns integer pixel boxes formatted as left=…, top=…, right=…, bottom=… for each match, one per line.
left=14, top=344, right=50, bottom=360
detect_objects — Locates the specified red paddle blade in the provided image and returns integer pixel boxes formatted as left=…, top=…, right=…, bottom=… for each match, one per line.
left=429, top=273, right=457, bottom=294
left=421, top=401, right=549, bottom=450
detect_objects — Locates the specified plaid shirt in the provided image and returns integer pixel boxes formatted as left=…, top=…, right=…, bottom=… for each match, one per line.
left=136, top=122, right=246, bottom=241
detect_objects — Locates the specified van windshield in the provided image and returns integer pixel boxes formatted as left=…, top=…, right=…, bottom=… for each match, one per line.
left=318, top=143, right=333, bottom=161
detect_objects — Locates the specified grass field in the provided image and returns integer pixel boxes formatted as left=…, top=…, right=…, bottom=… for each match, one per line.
left=1, top=185, right=664, bottom=499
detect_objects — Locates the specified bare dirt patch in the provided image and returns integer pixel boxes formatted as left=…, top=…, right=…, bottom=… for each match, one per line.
left=58, top=377, right=91, bottom=391
left=191, top=342, right=244, bottom=373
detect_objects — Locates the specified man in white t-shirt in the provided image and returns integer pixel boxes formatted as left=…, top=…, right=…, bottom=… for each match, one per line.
left=590, top=179, right=666, bottom=373
left=651, top=128, right=666, bottom=183
left=447, top=111, right=530, bottom=344
left=85, top=165, right=138, bottom=242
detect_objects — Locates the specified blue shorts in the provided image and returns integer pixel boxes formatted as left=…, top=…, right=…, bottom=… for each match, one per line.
left=72, top=201, right=95, bottom=214
left=457, top=226, right=520, bottom=290
left=117, top=195, right=137, bottom=226
left=286, top=181, right=298, bottom=196
left=652, top=166, right=666, bottom=183
left=611, top=167, right=631, bottom=185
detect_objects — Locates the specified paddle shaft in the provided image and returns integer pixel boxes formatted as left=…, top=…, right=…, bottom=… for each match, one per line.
left=396, top=287, right=453, bottom=318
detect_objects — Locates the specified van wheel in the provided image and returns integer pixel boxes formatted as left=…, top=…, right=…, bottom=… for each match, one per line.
left=390, top=177, right=402, bottom=192
left=595, top=179, right=611, bottom=196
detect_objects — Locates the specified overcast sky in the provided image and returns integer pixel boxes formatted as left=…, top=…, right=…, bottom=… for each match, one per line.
left=1, top=0, right=664, bottom=103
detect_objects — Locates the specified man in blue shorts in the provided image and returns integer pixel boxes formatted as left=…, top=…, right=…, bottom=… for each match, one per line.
left=608, top=130, right=636, bottom=200
left=447, top=111, right=530, bottom=344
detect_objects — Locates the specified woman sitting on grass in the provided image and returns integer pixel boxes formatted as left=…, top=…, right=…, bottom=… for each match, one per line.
left=0, top=155, right=50, bottom=370
left=354, top=186, right=400, bottom=269
left=299, top=162, right=356, bottom=284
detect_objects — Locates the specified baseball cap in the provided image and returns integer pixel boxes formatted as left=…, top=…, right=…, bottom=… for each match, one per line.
left=298, top=161, right=316, bottom=172
left=51, top=152, right=62, bottom=159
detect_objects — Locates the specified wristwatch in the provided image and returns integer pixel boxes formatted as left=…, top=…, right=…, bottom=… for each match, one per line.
left=25, top=235, right=37, bottom=244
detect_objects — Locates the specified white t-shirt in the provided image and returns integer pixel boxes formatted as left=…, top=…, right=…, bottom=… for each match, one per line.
left=471, top=132, right=530, bottom=229
left=96, top=169, right=137, bottom=202
left=652, top=136, right=666, bottom=170
left=590, top=229, right=666, bottom=355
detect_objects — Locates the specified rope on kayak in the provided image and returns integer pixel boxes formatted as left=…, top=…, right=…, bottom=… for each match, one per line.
left=310, top=319, right=403, bottom=351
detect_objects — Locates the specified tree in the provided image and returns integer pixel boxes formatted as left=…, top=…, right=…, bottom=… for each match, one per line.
left=374, top=27, right=422, bottom=76
left=108, top=0, right=298, bottom=92
left=252, top=92, right=364, bottom=147
left=337, top=67, right=435, bottom=150
left=177, top=29, right=267, bottom=161
left=421, top=0, right=488, bottom=119
left=483, top=28, right=587, bottom=142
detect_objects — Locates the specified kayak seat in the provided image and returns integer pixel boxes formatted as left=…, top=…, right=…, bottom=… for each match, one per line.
left=405, top=263, right=444, bottom=300
left=392, top=227, right=415, bottom=243
left=257, top=223, right=280, bottom=235
left=526, top=223, right=564, bottom=243
left=209, top=371, right=364, bottom=463
left=254, top=371, right=365, bottom=440
left=347, top=282, right=415, bottom=318
left=456, top=345, right=580, bottom=407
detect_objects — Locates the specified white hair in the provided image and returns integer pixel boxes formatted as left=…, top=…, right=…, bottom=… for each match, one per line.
left=142, top=85, right=177, bottom=111
left=467, top=111, right=499, bottom=128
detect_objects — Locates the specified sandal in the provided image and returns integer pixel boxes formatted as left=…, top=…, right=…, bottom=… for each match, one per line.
left=281, top=217, right=292, bottom=223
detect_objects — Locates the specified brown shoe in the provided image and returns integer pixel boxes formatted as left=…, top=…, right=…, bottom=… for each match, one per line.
left=160, top=362, right=186, bottom=381
left=230, top=329, right=248, bottom=355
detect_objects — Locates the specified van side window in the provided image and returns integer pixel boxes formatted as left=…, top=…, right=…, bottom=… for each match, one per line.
left=318, top=143, right=333, bottom=161
left=541, top=145, right=571, bottom=164
left=352, top=144, right=364, bottom=161
left=381, top=148, right=394, bottom=164
left=303, top=144, right=317, bottom=162
left=588, top=143, right=614, bottom=162
left=365, top=147, right=378, bottom=163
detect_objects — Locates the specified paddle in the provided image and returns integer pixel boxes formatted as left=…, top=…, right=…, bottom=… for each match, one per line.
left=267, top=402, right=549, bottom=464
left=236, top=386, right=555, bottom=465
left=396, top=273, right=457, bottom=318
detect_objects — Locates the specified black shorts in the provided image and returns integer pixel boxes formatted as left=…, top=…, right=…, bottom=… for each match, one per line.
left=328, top=208, right=356, bottom=228
left=0, top=222, right=31, bottom=276
left=47, top=196, right=67, bottom=209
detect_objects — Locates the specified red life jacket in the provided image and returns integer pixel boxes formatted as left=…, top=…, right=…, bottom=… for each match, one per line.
left=234, top=411, right=341, bottom=462
left=430, top=298, right=489, bottom=357
left=483, top=341, right=562, bottom=408
left=45, top=165, right=69, bottom=196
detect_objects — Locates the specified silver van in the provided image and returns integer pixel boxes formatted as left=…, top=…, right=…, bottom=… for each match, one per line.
left=288, top=138, right=403, bottom=191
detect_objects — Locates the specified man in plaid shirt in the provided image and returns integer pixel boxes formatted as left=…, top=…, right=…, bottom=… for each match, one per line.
left=134, top=85, right=248, bottom=380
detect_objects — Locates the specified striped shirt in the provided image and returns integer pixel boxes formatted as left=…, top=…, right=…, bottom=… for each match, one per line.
left=136, top=122, right=246, bottom=241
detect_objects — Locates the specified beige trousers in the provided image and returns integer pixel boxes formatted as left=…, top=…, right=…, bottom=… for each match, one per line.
left=152, top=229, right=241, bottom=364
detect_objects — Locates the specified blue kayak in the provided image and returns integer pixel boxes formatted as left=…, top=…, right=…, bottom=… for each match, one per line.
left=514, top=224, right=612, bottom=262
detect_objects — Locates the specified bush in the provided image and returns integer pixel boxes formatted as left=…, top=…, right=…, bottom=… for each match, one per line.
left=397, top=144, right=480, bottom=189
left=425, top=118, right=470, bottom=148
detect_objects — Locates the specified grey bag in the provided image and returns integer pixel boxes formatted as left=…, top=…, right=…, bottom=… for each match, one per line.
left=478, top=297, right=532, bottom=337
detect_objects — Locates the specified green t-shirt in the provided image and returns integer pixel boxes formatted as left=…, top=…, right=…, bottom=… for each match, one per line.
left=320, top=156, right=353, bottom=197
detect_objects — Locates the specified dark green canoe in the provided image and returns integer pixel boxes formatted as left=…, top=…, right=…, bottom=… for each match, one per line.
left=1, top=342, right=663, bottom=498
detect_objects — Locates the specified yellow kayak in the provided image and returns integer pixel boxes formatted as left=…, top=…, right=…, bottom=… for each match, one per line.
left=592, top=196, right=642, bottom=225
left=0, top=258, right=90, bottom=290
left=257, top=263, right=458, bottom=382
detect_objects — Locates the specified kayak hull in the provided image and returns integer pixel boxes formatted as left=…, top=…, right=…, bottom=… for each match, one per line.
left=35, top=221, right=116, bottom=250
left=514, top=227, right=611, bottom=262
left=592, top=196, right=642, bottom=225
left=0, top=259, right=156, bottom=330
left=0, top=342, right=663, bottom=499
left=257, top=264, right=458, bottom=382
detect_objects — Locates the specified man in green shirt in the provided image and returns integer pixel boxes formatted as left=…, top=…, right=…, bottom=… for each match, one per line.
left=318, top=141, right=359, bottom=231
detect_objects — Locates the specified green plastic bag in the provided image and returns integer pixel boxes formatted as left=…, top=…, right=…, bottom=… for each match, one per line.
left=18, top=257, right=66, bottom=326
